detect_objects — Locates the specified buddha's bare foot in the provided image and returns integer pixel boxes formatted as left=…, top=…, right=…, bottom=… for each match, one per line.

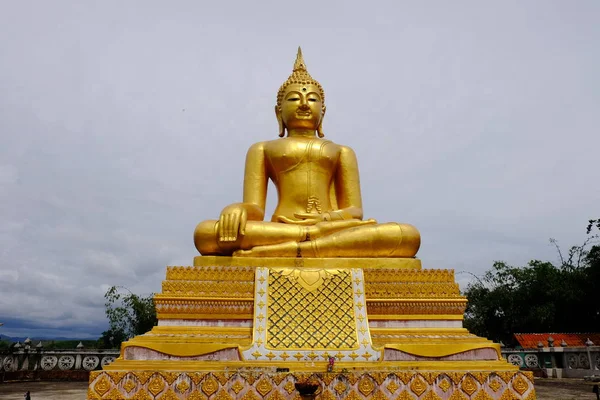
left=307, top=218, right=377, bottom=240
left=233, top=241, right=299, bottom=257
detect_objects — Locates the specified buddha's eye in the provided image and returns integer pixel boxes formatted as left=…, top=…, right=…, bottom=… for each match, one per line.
left=308, top=99, right=317, bottom=102
left=287, top=97, right=300, bottom=101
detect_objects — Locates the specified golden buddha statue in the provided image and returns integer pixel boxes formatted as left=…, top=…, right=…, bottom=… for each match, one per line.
left=194, top=48, right=420, bottom=258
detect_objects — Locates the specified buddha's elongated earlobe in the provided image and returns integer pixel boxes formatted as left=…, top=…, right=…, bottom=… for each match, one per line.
left=317, top=105, right=326, bottom=138
left=275, top=105, right=285, bottom=137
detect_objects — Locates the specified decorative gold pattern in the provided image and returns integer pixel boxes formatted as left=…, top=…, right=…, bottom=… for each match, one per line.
left=511, top=373, right=530, bottom=396
left=358, top=376, right=375, bottom=396
left=148, top=375, right=166, bottom=396
left=162, top=280, right=254, bottom=297
left=410, top=375, right=427, bottom=396
left=166, top=265, right=256, bottom=281
left=488, top=377, right=502, bottom=392
left=88, top=370, right=534, bottom=400
left=386, top=379, right=399, bottom=394
left=123, top=378, right=137, bottom=393
left=232, top=380, right=245, bottom=394
left=438, top=377, right=451, bottom=392
left=267, top=268, right=357, bottom=349
left=460, top=374, right=478, bottom=396
left=201, top=375, right=219, bottom=396
left=256, top=377, right=273, bottom=396
left=175, top=378, right=190, bottom=393
left=93, top=375, right=111, bottom=397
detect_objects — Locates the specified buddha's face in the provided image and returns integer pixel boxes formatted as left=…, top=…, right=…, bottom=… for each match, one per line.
left=279, top=83, right=323, bottom=131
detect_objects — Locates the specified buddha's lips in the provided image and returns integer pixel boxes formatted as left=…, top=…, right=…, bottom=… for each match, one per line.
left=296, top=111, right=311, bottom=116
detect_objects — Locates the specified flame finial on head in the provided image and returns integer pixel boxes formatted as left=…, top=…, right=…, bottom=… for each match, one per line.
left=276, top=47, right=325, bottom=111
left=293, top=46, right=307, bottom=71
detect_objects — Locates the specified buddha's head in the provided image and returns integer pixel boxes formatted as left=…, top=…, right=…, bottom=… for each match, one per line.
left=276, top=47, right=326, bottom=137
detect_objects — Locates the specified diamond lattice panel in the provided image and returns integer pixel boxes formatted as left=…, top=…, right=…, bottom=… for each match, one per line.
left=266, top=270, right=358, bottom=350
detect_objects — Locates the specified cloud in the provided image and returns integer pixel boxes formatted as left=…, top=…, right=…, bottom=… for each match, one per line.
left=1, top=1, right=599, bottom=338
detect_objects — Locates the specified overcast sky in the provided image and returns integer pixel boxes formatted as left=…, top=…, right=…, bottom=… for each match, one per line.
left=1, top=1, right=599, bottom=339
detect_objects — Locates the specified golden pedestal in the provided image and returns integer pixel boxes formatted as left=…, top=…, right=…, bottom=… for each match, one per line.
left=88, top=257, right=536, bottom=399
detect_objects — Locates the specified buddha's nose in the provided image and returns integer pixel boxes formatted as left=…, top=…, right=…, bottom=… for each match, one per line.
left=298, top=103, right=310, bottom=111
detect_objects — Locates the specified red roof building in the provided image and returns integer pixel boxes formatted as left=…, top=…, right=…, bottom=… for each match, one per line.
left=513, top=333, right=600, bottom=348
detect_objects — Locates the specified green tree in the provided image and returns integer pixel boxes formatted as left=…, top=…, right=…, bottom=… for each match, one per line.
left=464, top=226, right=600, bottom=346
left=103, top=286, right=157, bottom=347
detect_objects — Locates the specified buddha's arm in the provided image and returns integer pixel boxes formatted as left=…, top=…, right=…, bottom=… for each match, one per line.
left=219, top=142, right=267, bottom=242
left=332, top=145, right=364, bottom=220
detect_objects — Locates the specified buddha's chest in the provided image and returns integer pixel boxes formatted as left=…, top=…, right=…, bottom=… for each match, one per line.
left=265, top=139, right=340, bottom=176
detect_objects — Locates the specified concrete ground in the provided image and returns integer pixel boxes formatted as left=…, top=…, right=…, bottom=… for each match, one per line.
left=0, top=379, right=597, bottom=399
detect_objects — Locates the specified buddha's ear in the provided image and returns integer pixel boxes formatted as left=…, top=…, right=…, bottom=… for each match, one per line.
left=317, top=105, right=326, bottom=138
left=275, top=105, right=285, bottom=137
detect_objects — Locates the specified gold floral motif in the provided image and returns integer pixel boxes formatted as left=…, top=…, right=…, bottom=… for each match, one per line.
left=270, top=374, right=287, bottom=386
left=93, top=375, right=112, bottom=397
left=267, top=390, right=288, bottom=400
left=363, top=268, right=455, bottom=283
left=473, top=389, right=494, bottom=400
left=240, top=390, right=261, bottom=400
left=511, top=374, right=530, bottom=396
left=87, top=387, right=100, bottom=400
left=438, top=377, right=451, bottom=392
left=525, top=389, right=537, bottom=400
left=162, top=372, right=181, bottom=385
left=409, top=375, right=428, bottom=396
left=397, top=390, right=417, bottom=400
left=166, top=265, right=255, bottom=281
left=460, top=374, right=478, bottom=396
left=189, top=372, right=207, bottom=385
left=358, top=376, right=375, bottom=396
left=214, top=372, right=229, bottom=386
left=109, top=371, right=128, bottom=384
left=499, top=390, right=519, bottom=400
left=371, top=390, right=388, bottom=400
left=396, top=372, right=413, bottom=385
left=284, top=380, right=296, bottom=394
left=321, top=374, right=335, bottom=386
left=201, top=375, right=219, bottom=396
left=497, top=371, right=516, bottom=384
left=131, top=389, right=153, bottom=400
left=148, top=375, right=166, bottom=397
left=365, top=282, right=461, bottom=298
left=161, top=280, right=254, bottom=297
left=342, top=391, right=362, bottom=400
left=158, top=389, right=179, bottom=400
left=334, top=380, right=348, bottom=395
left=319, top=390, right=336, bottom=400
left=370, top=372, right=388, bottom=385
left=123, top=378, right=137, bottom=393
left=231, top=380, right=245, bottom=394
left=488, top=377, right=502, bottom=392
left=245, top=373, right=258, bottom=385
left=367, top=299, right=466, bottom=316
left=422, top=391, right=442, bottom=400
left=447, top=372, right=465, bottom=385
left=471, top=372, right=488, bottom=384
left=133, top=371, right=155, bottom=385
left=256, top=377, right=273, bottom=396
left=176, top=378, right=190, bottom=393
left=214, top=389, right=234, bottom=400
left=187, top=389, right=207, bottom=400
left=386, top=379, right=400, bottom=394
left=105, top=388, right=123, bottom=399
left=448, top=390, right=468, bottom=400
left=344, top=373, right=359, bottom=385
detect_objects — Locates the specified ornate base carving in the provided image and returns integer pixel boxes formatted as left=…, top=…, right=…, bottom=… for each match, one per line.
left=90, top=256, right=533, bottom=398
left=88, top=369, right=536, bottom=399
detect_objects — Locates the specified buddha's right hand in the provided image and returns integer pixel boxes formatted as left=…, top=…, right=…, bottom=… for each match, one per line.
left=218, top=204, right=248, bottom=242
